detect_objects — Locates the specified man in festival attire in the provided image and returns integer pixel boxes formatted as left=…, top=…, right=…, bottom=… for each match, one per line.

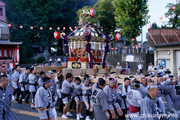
left=35, top=77, right=54, bottom=120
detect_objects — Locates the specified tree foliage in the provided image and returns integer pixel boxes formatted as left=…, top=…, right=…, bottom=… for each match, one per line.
left=76, top=0, right=116, bottom=34
left=151, top=22, right=159, bottom=29
left=37, top=56, right=46, bottom=63
left=125, top=40, right=132, bottom=45
left=165, top=2, right=180, bottom=28
left=113, top=0, right=149, bottom=45
left=2, top=0, right=97, bottom=63
left=94, top=0, right=115, bottom=34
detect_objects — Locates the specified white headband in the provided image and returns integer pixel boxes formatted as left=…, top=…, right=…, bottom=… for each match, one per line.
left=148, top=85, right=158, bottom=89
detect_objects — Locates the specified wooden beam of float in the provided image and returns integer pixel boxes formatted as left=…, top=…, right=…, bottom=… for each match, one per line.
left=34, top=66, right=65, bottom=73
left=74, top=75, right=151, bottom=84
left=34, top=67, right=158, bottom=84
left=80, top=75, right=157, bottom=84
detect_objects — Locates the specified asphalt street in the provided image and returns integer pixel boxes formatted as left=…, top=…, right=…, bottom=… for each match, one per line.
left=11, top=100, right=93, bottom=120
left=10, top=96, right=177, bottom=120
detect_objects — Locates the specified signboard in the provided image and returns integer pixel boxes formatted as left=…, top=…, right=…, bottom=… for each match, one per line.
left=161, top=60, right=166, bottom=68
left=126, top=55, right=134, bottom=62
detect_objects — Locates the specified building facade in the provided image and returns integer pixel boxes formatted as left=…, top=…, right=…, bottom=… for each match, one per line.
left=148, top=29, right=180, bottom=76
left=0, top=1, right=22, bottom=67
left=0, top=1, right=6, bottom=22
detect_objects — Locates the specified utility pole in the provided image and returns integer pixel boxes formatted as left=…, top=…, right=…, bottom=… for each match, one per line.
left=141, top=28, right=143, bottom=45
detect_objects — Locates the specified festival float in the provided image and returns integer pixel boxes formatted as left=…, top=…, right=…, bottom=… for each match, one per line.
left=51, top=8, right=113, bottom=76
left=60, top=8, right=132, bottom=77
left=64, top=8, right=110, bottom=69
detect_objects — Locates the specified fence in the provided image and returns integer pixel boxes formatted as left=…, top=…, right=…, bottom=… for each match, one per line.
left=109, top=45, right=153, bottom=55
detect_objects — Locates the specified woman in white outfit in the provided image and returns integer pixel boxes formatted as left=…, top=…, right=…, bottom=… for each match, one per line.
left=147, top=62, right=154, bottom=74
left=177, top=67, right=180, bottom=80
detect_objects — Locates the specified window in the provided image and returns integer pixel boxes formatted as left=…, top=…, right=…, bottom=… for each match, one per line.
left=0, top=8, right=3, bottom=16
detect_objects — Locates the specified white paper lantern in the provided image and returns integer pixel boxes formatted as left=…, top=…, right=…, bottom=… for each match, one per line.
left=74, top=41, right=76, bottom=49
left=99, top=42, right=101, bottom=50
left=81, top=40, right=84, bottom=48
left=94, top=41, right=96, bottom=50
left=70, top=40, right=72, bottom=49
left=78, top=40, right=80, bottom=48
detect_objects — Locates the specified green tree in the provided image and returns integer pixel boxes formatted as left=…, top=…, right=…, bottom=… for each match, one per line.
left=94, top=0, right=115, bottom=34
left=2, top=0, right=97, bottom=63
left=113, top=0, right=149, bottom=45
left=37, top=56, right=46, bottom=63
left=125, top=40, right=132, bottom=45
left=76, top=0, right=116, bottom=34
left=165, top=2, right=180, bottom=28
left=151, top=22, right=159, bottom=29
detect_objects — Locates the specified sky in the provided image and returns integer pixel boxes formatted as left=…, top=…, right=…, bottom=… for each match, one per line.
left=136, top=0, right=177, bottom=42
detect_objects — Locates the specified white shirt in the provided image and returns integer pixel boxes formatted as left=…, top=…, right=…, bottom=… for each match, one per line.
left=116, top=66, right=122, bottom=69
left=155, top=65, right=160, bottom=70
left=138, top=64, right=143, bottom=69
left=58, top=58, right=61, bottom=62
left=177, top=70, right=180, bottom=78
left=127, top=89, right=143, bottom=107
left=148, top=65, right=153, bottom=71
left=159, top=69, right=164, bottom=73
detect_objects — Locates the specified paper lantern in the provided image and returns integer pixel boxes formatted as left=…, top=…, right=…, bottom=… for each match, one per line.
left=115, top=33, right=121, bottom=41
left=30, top=26, right=33, bottom=30
left=57, top=27, right=60, bottom=30
left=172, top=6, right=176, bottom=10
left=90, top=8, right=96, bottom=17
left=40, top=27, right=43, bottom=30
left=8, top=24, right=11, bottom=27
left=49, top=27, right=52, bottom=30
left=20, top=25, right=23, bottom=29
left=72, top=49, right=76, bottom=53
left=54, top=31, right=60, bottom=39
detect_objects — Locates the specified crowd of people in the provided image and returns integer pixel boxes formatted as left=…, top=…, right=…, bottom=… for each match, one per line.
left=116, top=61, right=180, bottom=80
left=147, top=61, right=175, bottom=77
left=0, top=62, right=180, bottom=120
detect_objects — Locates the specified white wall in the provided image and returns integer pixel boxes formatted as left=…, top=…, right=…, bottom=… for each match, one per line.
left=154, top=46, right=180, bottom=76
left=176, top=51, right=180, bottom=71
